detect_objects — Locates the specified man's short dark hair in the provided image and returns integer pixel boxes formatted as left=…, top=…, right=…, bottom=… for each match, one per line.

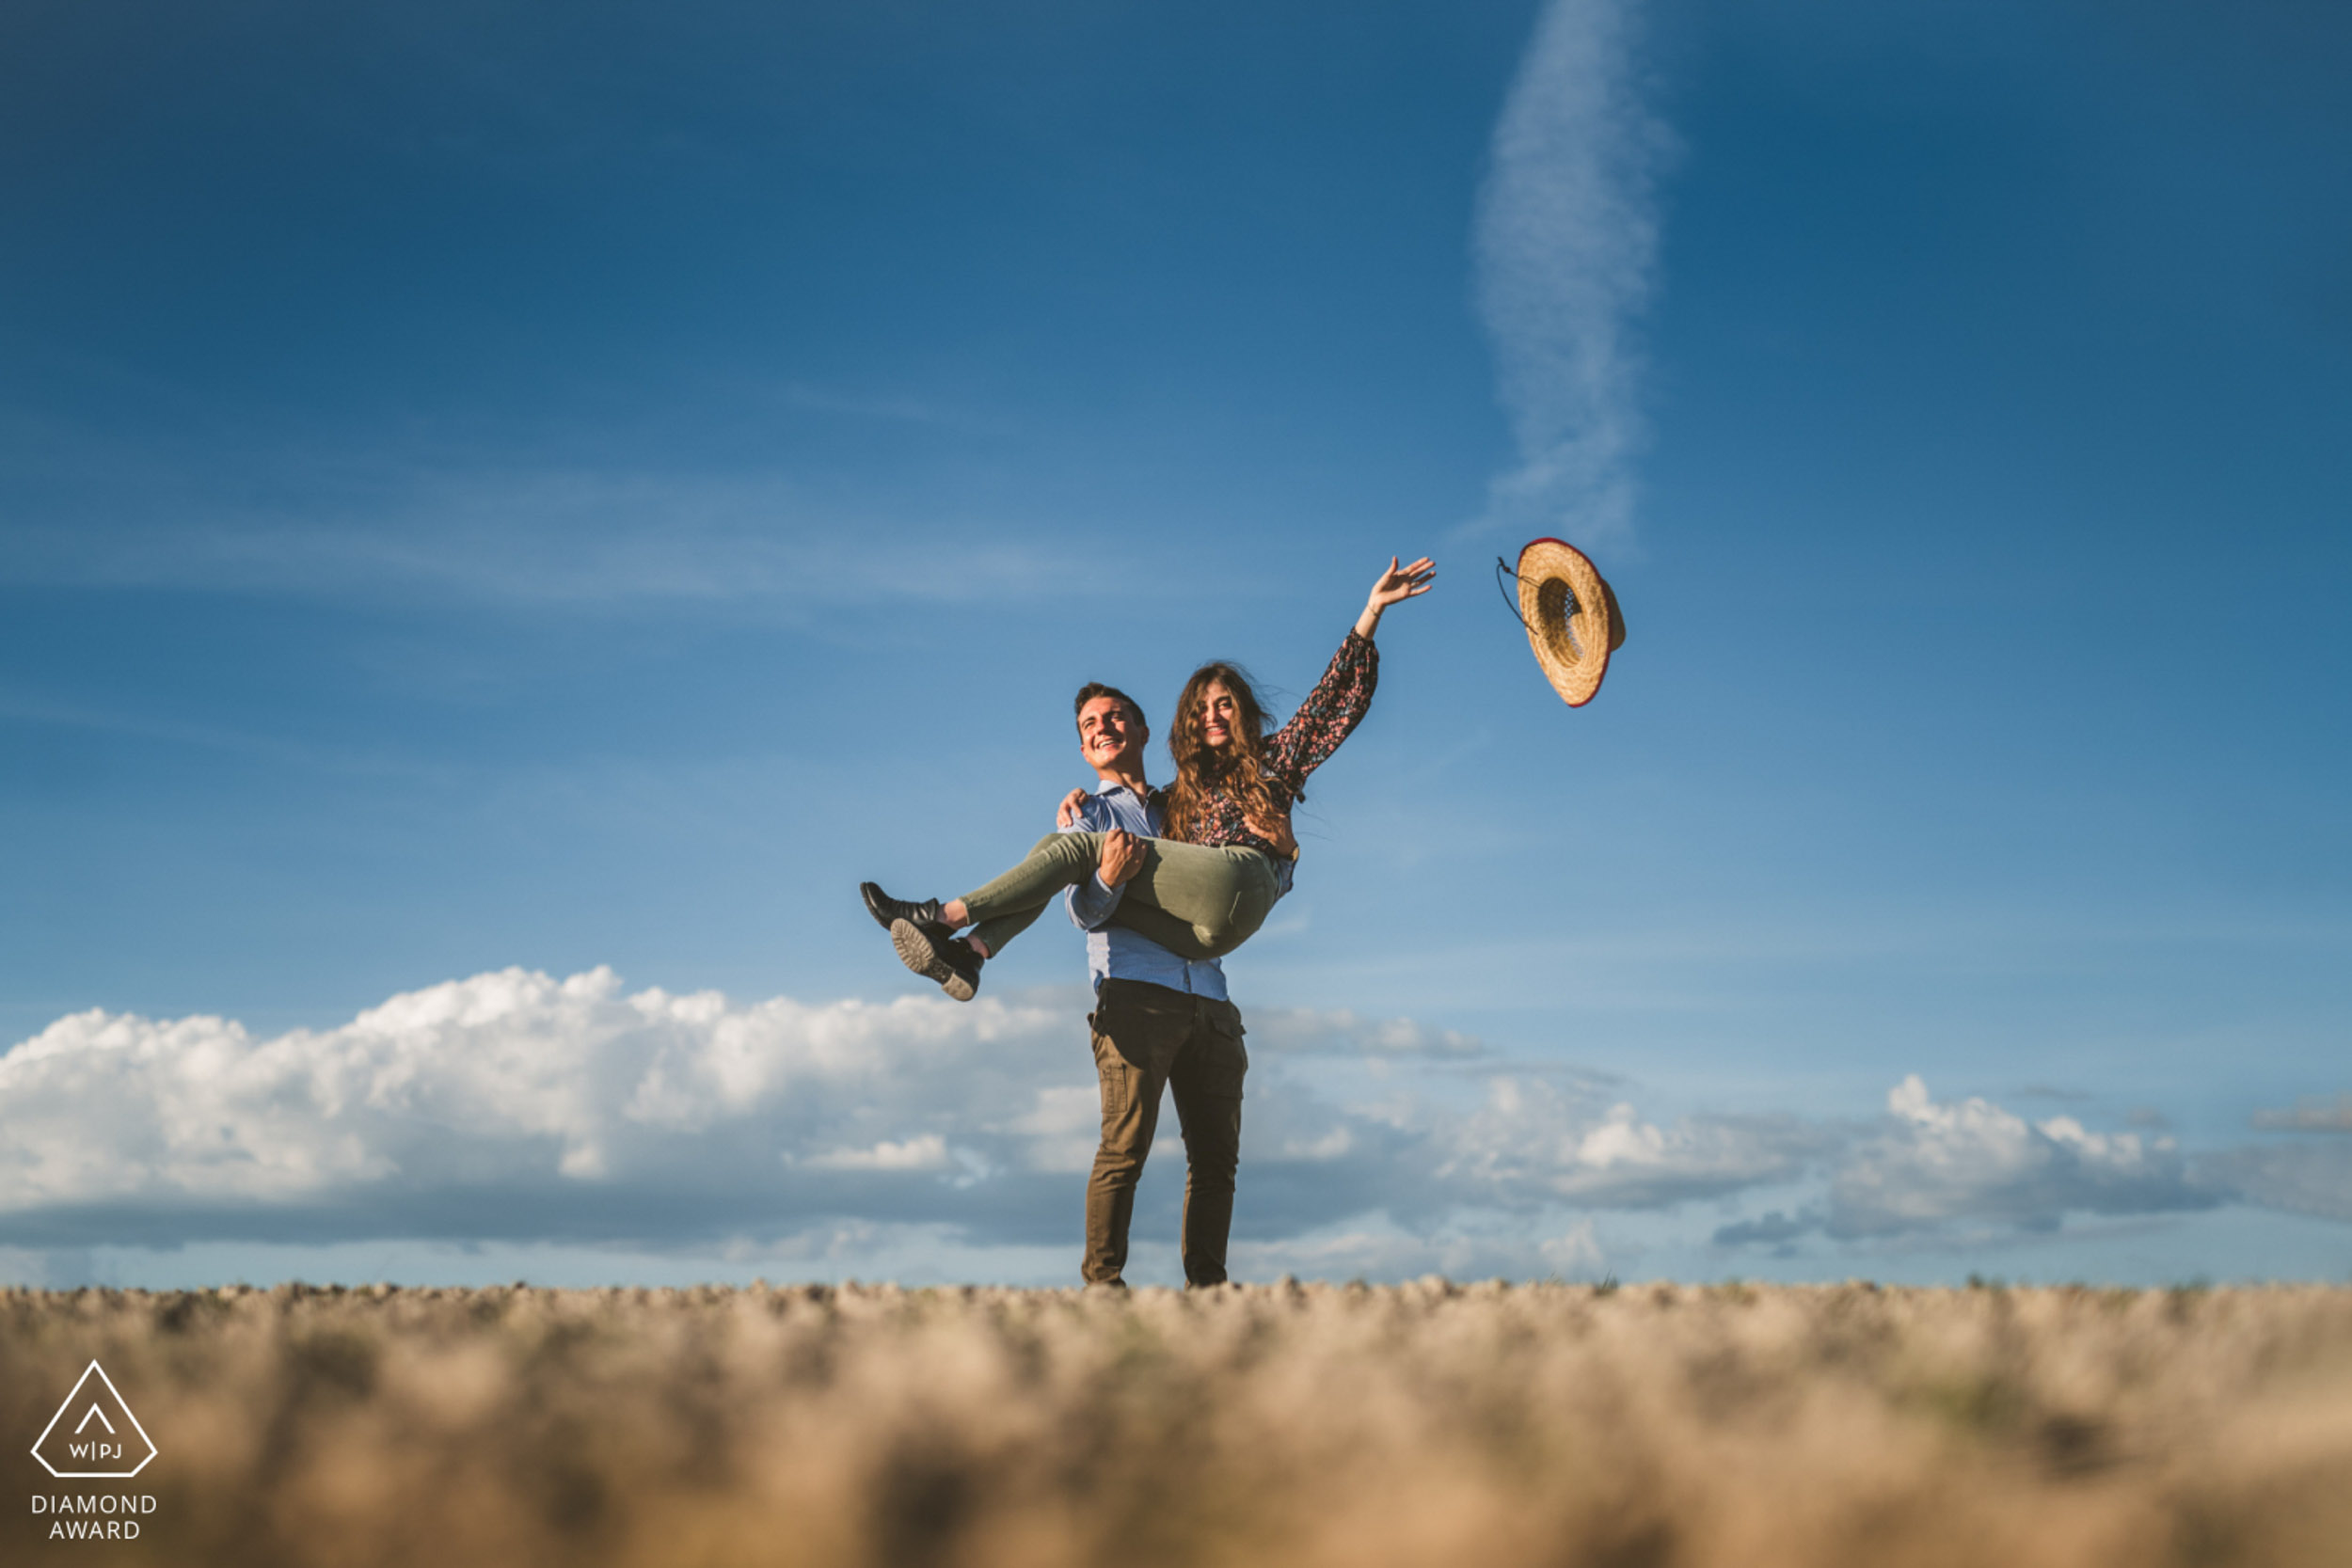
left=1073, top=683, right=1145, bottom=731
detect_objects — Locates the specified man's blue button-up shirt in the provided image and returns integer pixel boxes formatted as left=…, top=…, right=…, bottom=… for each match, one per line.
left=1062, top=781, right=1232, bottom=1001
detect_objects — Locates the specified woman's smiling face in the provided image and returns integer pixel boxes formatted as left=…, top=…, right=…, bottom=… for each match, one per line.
left=1197, top=681, right=1240, bottom=751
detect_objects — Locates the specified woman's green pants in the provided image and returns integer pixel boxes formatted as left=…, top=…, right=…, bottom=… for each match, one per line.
left=960, top=833, right=1281, bottom=962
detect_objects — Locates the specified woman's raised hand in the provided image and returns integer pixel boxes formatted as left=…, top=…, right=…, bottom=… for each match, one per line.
left=1056, top=787, right=1089, bottom=829
left=1356, top=555, right=1436, bottom=639
left=1371, top=555, right=1437, bottom=609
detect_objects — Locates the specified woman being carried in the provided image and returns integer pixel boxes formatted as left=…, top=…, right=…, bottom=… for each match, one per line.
left=861, top=556, right=1436, bottom=1000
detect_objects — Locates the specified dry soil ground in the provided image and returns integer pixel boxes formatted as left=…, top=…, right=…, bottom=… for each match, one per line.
left=8, top=1280, right=2351, bottom=1566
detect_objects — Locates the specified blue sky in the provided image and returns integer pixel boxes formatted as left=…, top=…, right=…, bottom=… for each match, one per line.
left=3, top=0, right=2346, bottom=1289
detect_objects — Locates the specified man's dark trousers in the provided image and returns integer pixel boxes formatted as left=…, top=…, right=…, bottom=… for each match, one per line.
left=1083, top=977, right=1247, bottom=1287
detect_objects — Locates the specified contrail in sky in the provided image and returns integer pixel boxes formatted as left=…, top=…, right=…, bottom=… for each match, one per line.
left=1473, top=0, right=1670, bottom=546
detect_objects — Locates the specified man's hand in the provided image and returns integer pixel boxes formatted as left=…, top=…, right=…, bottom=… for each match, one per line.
left=1056, top=788, right=1088, bottom=828
left=1098, top=828, right=1146, bottom=887
left=1245, top=810, right=1299, bottom=861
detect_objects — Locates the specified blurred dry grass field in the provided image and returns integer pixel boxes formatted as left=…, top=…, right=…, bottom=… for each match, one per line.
left=8, top=1279, right=2351, bottom=1567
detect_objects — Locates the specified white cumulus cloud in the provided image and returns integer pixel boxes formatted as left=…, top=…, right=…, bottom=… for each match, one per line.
left=0, top=967, right=1081, bottom=1243
left=799, top=1135, right=952, bottom=1173
left=11, top=974, right=2319, bottom=1275
left=0, top=969, right=1545, bottom=1256
left=1435, top=1076, right=1828, bottom=1210
left=1827, top=1075, right=2209, bottom=1239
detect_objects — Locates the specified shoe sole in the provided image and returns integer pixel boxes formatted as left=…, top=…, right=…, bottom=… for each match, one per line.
left=890, top=918, right=977, bottom=1002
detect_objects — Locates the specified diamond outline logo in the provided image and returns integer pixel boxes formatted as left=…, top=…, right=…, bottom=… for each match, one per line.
left=31, top=1361, right=157, bottom=1480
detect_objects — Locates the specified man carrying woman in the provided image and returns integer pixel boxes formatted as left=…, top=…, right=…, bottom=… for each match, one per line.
left=857, top=556, right=1434, bottom=1287
left=860, top=555, right=1437, bottom=997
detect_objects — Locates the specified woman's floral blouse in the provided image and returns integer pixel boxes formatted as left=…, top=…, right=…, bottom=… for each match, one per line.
left=1176, top=629, right=1378, bottom=858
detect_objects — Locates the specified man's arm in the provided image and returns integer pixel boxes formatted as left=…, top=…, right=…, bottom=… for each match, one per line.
left=1070, top=823, right=1149, bottom=929
left=1064, top=796, right=1132, bottom=931
left=1067, top=865, right=1124, bottom=931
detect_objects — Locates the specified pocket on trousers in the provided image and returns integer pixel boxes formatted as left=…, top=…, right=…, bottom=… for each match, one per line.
left=1201, top=1008, right=1248, bottom=1096
left=1091, top=1032, right=1133, bottom=1120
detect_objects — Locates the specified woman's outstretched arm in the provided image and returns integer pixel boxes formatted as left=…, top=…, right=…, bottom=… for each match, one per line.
left=1265, top=556, right=1437, bottom=789
left=1354, top=555, right=1436, bottom=641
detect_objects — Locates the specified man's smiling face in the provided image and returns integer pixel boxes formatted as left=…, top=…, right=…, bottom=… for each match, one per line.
left=1076, top=694, right=1147, bottom=778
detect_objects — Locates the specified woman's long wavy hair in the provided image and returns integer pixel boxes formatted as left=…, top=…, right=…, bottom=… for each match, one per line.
left=1164, top=661, right=1291, bottom=845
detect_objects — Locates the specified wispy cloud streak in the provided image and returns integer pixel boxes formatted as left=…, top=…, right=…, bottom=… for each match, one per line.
left=1473, top=0, right=1670, bottom=546
left=0, top=470, right=1093, bottom=610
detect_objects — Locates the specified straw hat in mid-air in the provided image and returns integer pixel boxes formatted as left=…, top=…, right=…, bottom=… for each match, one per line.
left=1510, top=537, right=1625, bottom=706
